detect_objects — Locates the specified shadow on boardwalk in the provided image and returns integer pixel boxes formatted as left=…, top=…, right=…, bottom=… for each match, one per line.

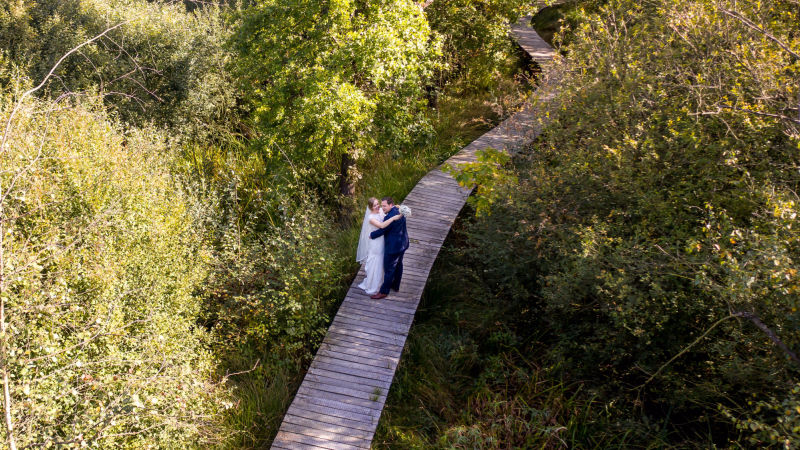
left=271, top=14, right=559, bottom=450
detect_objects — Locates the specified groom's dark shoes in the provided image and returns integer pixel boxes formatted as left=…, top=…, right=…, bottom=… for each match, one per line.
left=370, top=292, right=387, bottom=299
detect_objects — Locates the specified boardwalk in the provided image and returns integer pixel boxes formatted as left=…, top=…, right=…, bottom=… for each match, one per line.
left=271, top=15, right=557, bottom=450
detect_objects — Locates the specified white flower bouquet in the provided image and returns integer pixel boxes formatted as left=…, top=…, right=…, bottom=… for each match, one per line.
left=398, top=204, right=411, bottom=217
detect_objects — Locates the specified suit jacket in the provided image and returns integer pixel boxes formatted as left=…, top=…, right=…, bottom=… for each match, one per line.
left=370, top=206, right=409, bottom=255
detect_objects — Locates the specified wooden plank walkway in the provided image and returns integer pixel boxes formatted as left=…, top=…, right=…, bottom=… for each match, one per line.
left=271, top=15, right=557, bottom=450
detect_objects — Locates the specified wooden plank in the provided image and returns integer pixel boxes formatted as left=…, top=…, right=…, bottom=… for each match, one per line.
left=403, top=192, right=466, bottom=207
left=273, top=430, right=354, bottom=450
left=299, top=380, right=386, bottom=405
left=324, top=328, right=405, bottom=352
left=282, top=414, right=373, bottom=442
left=394, top=262, right=434, bottom=277
left=405, top=179, right=465, bottom=194
left=407, top=231, right=450, bottom=244
left=396, top=252, right=437, bottom=265
left=407, top=191, right=465, bottom=205
left=402, top=205, right=460, bottom=220
left=278, top=422, right=370, bottom=449
left=339, top=302, right=415, bottom=324
left=345, top=294, right=420, bottom=309
left=407, top=217, right=455, bottom=231
left=407, top=222, right=452, bottom=236
left=341, top=300, right=419, bottom=319
left=292, top=393, right=382, bottom=422
left=403, top=192, right=466, bottom=208
left=305, top=367, right=392, bottom=391
left=310, top=359, right=396, bottom=386
left=284, top=410, right=375, bottom=437
left=316, top=347, right=397, bottom=371
left=407, top=234, right=448, bottom=247
left=406, top=190, right=462, bottom=201
left=322, top=333, right=404, bottom=357
left=407, top=223, right=454, bottom=236
left=321, top=336, right=403, bottom=359
left=337, top=305, right=415, bottom=327
left=336, top=310, right=414, bottom=332
left=313, top=355, right=396, bottom=382
left=342, top=296, right=418, bottom=316
left=272, top=444, right=318, bottom=450
left=288, top=398, right=378, bottom=429
left=331, top=317, right=408, bottom=339
left=297, top=384, right=385, bottom=410
left=403, top=245, right=441, bottom=257
left=404, top=211, right=459, bottom=225
left=346, top=288, right=418, bottom=303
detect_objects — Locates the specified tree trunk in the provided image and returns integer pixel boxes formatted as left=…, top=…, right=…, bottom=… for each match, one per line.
left=425, top=84, right=438, bottom=109
left=340, top=152, right=357, bottom=197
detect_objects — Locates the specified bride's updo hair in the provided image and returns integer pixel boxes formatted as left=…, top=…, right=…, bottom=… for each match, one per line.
left=367, top=197, right=379, bottom=210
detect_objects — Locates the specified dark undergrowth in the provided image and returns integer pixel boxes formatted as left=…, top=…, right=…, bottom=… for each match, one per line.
left=373, top=213, right=659, bottom=449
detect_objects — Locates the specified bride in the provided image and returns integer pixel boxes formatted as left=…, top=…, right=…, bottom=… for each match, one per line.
left=356, top=197, right=402, bottom=295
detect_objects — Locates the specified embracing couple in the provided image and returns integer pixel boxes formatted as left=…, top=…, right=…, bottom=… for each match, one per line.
left=356, top=196, right=409, bottom=300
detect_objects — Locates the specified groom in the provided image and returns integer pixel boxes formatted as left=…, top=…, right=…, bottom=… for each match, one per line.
left=369, top=196, right=408, bottom=299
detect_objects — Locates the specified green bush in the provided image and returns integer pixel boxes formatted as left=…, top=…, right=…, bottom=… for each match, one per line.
left=458, top=0, right=800, bottom=445
left=0, top=0, right=243, bottom=144
left=199, top=185, right=345, bottom=371
left=425, top=0, right=530, bottom=89
left=0, top=94, right=228, bottom=447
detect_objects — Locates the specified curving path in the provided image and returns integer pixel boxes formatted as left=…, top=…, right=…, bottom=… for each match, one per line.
left=271, top=14, right=557, bottom=450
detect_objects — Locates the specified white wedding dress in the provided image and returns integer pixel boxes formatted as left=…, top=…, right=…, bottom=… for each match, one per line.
left=356, top=211, right=385, bottom=295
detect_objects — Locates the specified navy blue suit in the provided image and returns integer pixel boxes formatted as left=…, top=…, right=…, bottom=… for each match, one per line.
left=370, top=206, right=409, bottom=294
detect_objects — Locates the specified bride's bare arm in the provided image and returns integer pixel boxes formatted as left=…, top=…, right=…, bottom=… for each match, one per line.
left=370, top=214, right=401, bottom=229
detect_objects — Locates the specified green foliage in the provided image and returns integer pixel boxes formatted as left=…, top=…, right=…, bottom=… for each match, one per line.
left=531, top=0, right=600, bottom=47
left=443, top=148, right=517, bottom=216
left=201, top=187, right=344, bottom=369
left=232, top=0, right=441, bottom=196
left=0, top=0, right=243, bottom=144
left=425, top=0, right=530, bottom=88
left=0, top=0, right=552, bottom=446
left=725, top=383, right=800, bottom=447
left=457, top=0, right=800, bottom=445
left=376, top=238, right=645, bottom=448
left=0, top=95, right=228, bottom=447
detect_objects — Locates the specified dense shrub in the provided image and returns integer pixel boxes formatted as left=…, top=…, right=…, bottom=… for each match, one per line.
left=198, top=183, right=345, bottom=372
left=459, top=0, right=800, bottom=445
left=0, top=94, right=228, bottom=447
left=425, top=0, right=530, bottom=88
left=0, top=0, right=242, bottom=144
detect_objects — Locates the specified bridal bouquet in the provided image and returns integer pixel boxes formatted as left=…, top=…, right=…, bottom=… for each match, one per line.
left=398, top=204, right=411, bottom=217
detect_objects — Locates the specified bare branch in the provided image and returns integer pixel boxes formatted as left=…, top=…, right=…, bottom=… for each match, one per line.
left=734, top=311, right=800, bottom=365
left=0, top=20, right=132, bottom=159
left=719, top=104, right=800, bottom=124
left=717, top=7, right=800, bottom=61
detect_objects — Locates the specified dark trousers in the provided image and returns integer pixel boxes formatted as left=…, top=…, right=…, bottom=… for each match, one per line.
left=380, top=251, right=404, bottom=294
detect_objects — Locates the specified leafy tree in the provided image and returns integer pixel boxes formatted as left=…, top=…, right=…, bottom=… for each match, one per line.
left=233, top=0, right=440, bottom=198
left=424, top=0, right=530, bottom=87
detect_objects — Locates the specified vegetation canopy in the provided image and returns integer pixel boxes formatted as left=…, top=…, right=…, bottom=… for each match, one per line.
left=233, top=0, right=441, bottom=197
left=445, top=0, right=800, bottom=446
